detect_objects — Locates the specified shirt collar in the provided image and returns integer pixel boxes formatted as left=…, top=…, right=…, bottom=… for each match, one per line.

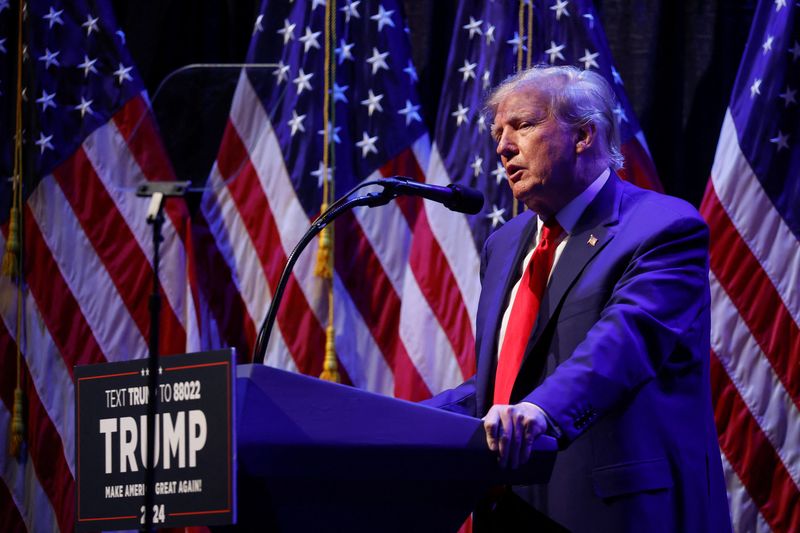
left=538, top=168, right=611, bottom=235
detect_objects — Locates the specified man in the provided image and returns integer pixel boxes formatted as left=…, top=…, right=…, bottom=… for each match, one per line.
left=425, top=65, right=731, bottom=532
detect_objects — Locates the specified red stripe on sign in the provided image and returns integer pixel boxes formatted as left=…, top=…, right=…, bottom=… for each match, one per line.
left=381, top=149, right=477, bottom=380
left=216, top=121, right=325, bottom=376
left=190, top=213, right=256, bottom=361
left=0, top=322, right=75, bottom=533
left=335, top=211, right=431, bottom=401
left=711, top=352, right=800, bottom=532
left=619, top=137, right=663, bottom=192
left=52, top=148, right=185, bottom=357
left=24, top=205, right=107, bottom=373
left=701, top=181, right=800, bottom=409
left=0, top=474, right=27, bottom=532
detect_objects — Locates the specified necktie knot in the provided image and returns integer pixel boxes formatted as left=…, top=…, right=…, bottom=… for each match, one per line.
left=540, top=219, right=564, bottom=245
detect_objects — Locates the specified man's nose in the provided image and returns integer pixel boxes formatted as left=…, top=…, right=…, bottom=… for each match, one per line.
left=496, top=131, right=517, bottom=158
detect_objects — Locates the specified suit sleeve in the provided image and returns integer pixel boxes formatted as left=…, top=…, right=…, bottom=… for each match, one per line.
left=525, top=211, right=711, bottom=445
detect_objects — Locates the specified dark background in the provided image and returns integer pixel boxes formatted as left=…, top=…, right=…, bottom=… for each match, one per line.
left=111, top=0, right=757, bottom=208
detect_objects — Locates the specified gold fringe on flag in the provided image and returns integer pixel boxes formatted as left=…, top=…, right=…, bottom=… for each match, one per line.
left=314, top=221, right=333, bottom=279
left=7, top=0, right=26, bottom=458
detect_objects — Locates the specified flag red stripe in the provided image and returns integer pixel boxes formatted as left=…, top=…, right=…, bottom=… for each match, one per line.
left=335, top=211, right=432, bottom=400
left=619, top=138, right=663, bottom=192
left=711, top=352, right=800, bottom=532
left=0, top=475, right=26, bottom=532
left=52, top=149, right=185, bottom=357
left=701, top=182, right=800, bottom=407
left=216, top=122, right=325, bottom=375
left=0, top=322, right=75, bottom=533
left=380, top=149, right=477, bottom=379
left=24, top=205, right=107, bottom=373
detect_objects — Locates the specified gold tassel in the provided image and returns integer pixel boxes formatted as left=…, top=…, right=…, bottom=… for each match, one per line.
left=314, top=219, right=333, bottom=279
left=319, top=323, right=340, bottom=383
left=9, top=388, right=24, bottom=457
left=2, top=207, right=19, bottom=276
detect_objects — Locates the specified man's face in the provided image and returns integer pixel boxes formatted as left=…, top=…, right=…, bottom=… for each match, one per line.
left=492, top=85, right=581, bottom=217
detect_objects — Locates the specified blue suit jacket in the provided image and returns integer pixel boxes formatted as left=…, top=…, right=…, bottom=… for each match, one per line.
left=427, top=176, right=731, bottom=532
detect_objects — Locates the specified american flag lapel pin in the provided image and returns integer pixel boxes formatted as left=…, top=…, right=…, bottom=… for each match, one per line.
left=587, top=234, right=598, bottom=247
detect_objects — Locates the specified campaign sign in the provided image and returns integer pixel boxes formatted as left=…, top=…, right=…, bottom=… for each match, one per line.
left=74, top=349, right=236, bottom=530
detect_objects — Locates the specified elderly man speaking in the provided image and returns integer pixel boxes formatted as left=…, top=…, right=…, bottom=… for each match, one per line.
left=425, top=65, right=732, bottom=532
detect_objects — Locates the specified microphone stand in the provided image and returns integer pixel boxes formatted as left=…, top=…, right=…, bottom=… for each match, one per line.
left=252, top=187, right=397, bottom=364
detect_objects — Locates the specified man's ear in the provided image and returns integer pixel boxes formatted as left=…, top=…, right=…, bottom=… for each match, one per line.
left=575, top=123, right=597, bottom=154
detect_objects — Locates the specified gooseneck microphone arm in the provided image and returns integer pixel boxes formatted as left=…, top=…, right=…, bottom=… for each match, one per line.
left=251, top=176, right=484, bottom=365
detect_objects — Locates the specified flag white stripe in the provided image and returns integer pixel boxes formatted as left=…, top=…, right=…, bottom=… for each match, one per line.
left=0, top=405, right=61, bottom=533
left=399, top=263, right=465, bottom=394
left=710, top=271, right=800, bottom=489
left=28, top=176, right=149, bottom=362
left=0, top=234, right=76, bottom=475
left=720, top=453, right=768, bottom=533
left=711, top=110, right=800, bottom=324
left=81, top=123, right=189, bottom=331
left=425, top=143, right=481, bottom=329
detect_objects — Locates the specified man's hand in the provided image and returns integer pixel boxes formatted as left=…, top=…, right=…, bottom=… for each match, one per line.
left=483, top=402, right=549, bottom=469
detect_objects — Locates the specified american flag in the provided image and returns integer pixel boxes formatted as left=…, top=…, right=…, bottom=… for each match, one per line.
left=700, top=1, right=800, bottom=531
left=0, top=0, right=198, bottom=530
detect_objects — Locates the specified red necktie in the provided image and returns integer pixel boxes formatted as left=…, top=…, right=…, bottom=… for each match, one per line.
left=493, top=219, right=564, bottom=405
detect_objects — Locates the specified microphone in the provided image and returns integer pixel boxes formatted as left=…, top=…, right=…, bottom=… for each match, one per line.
left=380, top=177, right=484, bottom=215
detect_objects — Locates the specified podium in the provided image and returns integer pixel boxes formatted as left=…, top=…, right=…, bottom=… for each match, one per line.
left=235, top=364, right=557, bottom=532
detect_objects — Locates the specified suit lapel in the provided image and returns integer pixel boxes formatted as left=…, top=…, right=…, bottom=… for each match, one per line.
left=521, top=175, right=624, bottom=374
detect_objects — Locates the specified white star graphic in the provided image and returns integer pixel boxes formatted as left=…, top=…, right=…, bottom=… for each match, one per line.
left=545, top=41, right=565, bottom=64
left=273, top=61, right=290, bottom=84
left=470, top=156, right=483, bottom=178
left=550, top=0, right=570, bottom=20
left=0, top=38, right=6, bottom=54
left=311, top=162, right=334, bottom=188
left=482, top=71, right=491, bottom=90
left=398, top=100, right=422, bottom=125
left=332, top=83, right=348, bottom=103
left=287, top=110, right=306, bottom=136
left=578, top=48, right=599, bottom=69
left=750, top=78, right=762, bottom=98
left=253, top=14, right=264, bottom=34
left=477, top=115, right=488, bottom=133
left=318, top=122, right=342, bottom=144
left=356, top=131, right=379, bottom=158
left=36, top=90, right=56, bottom=112
left=403, top=59, right=418, bottom=83
left=778, top=85, right=796, bottom=107
left=452, top=103, right=469, bottom=127
left=789, top=41, right=800, bottom=62
left=611, top=66, right=624, bottom=85
left=361, top=89, right=385, bottom=116
left=341, top=0, right=361, bottom=22
left=486, top=205, right=506, bottom=228
left=371, top=5, right=395, bottom=32
left=277, top=19, right=295, bottom=44
left=114, top=63, right=134, bottom=84
left=484, top=24, right=496, bottom=45
left=463, top=17, right=483, bottom=39
left=774, top=0, right=787, bottom=11
left=78, top=55, right=99, bottom=77
left=312, top=0, right=327, bottom=10
left=507, top=32, right=527, bottom=54
left=459, top=59, right=477, bottom=82
left=74, top=97, right=94, bottom=118
left=762, top=35, right=774, bottom=54
left=82, top=14, right=99, bottom=36
left=335, top=40, right=355, bottom=64
left=366, top=47, right=390, bottom=74
left=613, top=104, right=628, bottom=124
left=43, top=7, right=64, bottom=29
left=38, top=48, right=60, bottom=70
left=769, top=130, right=790, bottom=151
left=293, top=68, right=313, bottom=95
left=35, top=132, right=54, bottom=154
left=299, top=26, right=322, bottom=53
left=491, top=163, right=506, bottom=184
